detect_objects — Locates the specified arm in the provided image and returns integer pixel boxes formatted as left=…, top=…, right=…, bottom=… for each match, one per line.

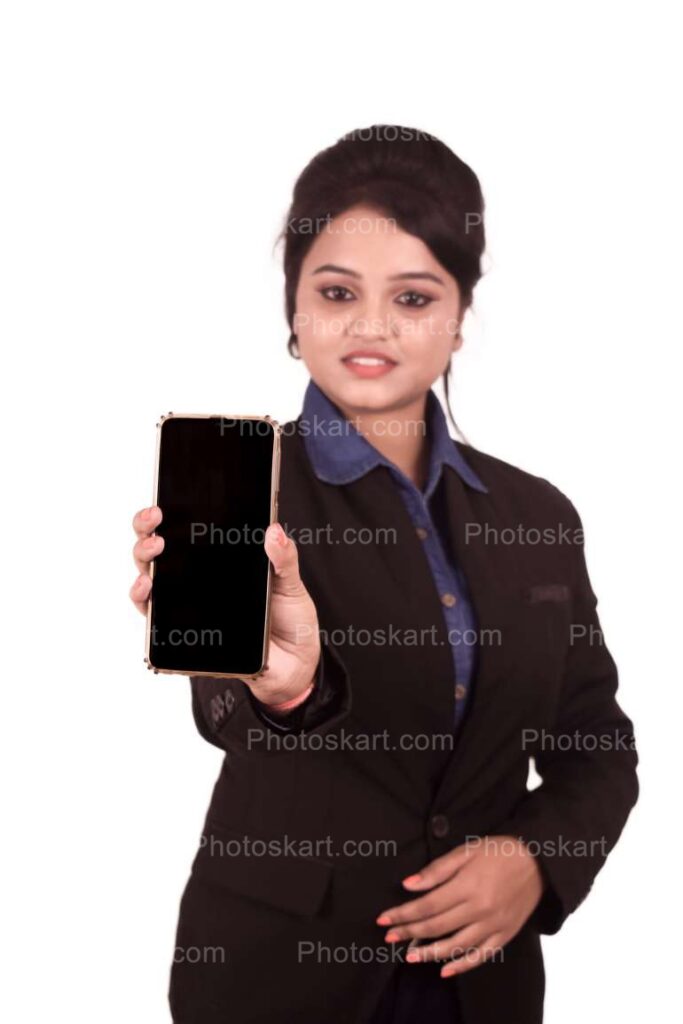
left=131, top=507, right=353, bottom=753
left=189, top=631, right=352, bottom=751
left=498, top=497, right=639, bottom=933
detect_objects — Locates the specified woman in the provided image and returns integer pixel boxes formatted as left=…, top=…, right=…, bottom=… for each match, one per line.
left=130, top=125, right=638, bottom=1024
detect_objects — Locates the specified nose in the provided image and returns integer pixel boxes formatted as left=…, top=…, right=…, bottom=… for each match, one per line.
left=347, top=295, right=395, bottom=341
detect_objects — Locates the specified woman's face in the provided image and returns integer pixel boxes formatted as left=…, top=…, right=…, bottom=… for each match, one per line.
left=293, top=203, right=464, bottom=416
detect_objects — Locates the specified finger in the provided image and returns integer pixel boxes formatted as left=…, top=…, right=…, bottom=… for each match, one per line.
left=129, top=573, right=152, bottom=615
left=406, top=922, right=488, bottom=965
left=440, top=933, right=504, bottom=978
left=133, top=533, right=165, bottom=574
left=264, top=523, right=306, bottom=598
left=132, top=505, right=162, bottom=538
left=401, top=843, right=473, bottom=892
left=384, top=900, right=473, bottom=944
left=377, top=880, right=461, bottom=928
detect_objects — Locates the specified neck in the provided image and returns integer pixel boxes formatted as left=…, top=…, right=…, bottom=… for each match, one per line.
left=335, top=392, right=431, bottom=490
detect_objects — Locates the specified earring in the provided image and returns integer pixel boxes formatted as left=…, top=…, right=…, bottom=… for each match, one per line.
left=288, top=331, right=301, bottom=359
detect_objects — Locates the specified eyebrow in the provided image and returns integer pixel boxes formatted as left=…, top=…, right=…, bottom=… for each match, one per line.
left=311, top=264, right=445, bottom=286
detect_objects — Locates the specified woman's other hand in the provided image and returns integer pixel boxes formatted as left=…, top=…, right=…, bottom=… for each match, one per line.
left=376, top=836, right=545, bottom=978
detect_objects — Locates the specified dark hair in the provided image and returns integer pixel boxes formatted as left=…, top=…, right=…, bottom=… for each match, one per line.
left=277, top=124, right=486, bottom=434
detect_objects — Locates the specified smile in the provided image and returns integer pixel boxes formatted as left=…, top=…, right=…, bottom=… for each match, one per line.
left=345, top=356, right=393, bottom=366
left=341, top=351, right=399, bottom=378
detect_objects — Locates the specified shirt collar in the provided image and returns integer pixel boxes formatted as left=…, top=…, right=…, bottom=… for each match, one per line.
left=299, top=378, right=488, bottom=497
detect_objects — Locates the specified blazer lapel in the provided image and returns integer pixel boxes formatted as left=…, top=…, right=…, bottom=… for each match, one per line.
left=432, top=466, right=519, bottom=808
left=344, top=466, right=460, bottom=803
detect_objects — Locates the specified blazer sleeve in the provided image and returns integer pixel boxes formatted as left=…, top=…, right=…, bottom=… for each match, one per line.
left=188, top=632, right=352, bottom=752
left=498, top=496, right=639, bottom=934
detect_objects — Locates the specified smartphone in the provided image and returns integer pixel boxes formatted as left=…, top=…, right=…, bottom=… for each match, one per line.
left=144, top=413, right=281, bottom=678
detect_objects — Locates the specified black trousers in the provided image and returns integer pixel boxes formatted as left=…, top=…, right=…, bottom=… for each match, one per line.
left=368, top=960, right=462, bottom=1023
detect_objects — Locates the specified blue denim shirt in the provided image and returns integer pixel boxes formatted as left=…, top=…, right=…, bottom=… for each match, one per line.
left=300, top=379, right=488, bottom=730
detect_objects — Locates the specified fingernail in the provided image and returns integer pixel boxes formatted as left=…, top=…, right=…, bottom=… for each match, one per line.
left=376, top=913, right=392, bottom=926
left=402, top=874, right=422, bottom=887
left=405, top=951, right=420, bottom=963
left=141, top=508, right=151, bottom=520
left=385, top=931, right=400, bottom=943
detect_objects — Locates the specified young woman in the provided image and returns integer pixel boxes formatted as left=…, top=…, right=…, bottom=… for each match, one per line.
left=130, top=126, right=638, bottom=1024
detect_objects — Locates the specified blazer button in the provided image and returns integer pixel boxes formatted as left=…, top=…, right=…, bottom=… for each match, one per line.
left=210, top=693, right=225, bottom=724
left=416, top=527, right=429, bottom=540
left=455, top=684, right=467, bottom=700
left=224, top=688, right=236, bottom=715
left=430, top=814, right=450, bottom=839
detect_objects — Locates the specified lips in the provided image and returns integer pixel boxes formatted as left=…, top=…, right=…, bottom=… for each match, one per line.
left=341, top=350, right=398, bottom=367
left=341, top=350, right=399, bottom=379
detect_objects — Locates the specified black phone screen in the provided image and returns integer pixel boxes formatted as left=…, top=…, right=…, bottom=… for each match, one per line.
left=148, top=415, right=276, bottom=676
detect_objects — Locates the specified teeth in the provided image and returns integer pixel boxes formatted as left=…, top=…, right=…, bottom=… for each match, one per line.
left=348, top=356, right=390, bottom=366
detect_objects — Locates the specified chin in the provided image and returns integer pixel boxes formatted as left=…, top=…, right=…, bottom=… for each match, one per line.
left=327, top=376, right=405, bottom=413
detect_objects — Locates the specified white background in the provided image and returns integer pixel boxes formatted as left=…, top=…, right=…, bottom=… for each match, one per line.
left=1, top=2, right=680, bottom=1020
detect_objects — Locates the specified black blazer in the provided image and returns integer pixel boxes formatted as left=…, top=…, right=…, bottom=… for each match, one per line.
left=169, top=419, right=638, bottom=1024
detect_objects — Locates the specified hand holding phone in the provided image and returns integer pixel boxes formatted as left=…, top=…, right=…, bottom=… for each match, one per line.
left=131, top=508, right=321, bottom=707
left=130, top=416, right=321, bottom=709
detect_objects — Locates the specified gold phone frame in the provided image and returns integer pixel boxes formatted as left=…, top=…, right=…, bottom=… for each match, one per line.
left=144, top=411, right=282, bottom=681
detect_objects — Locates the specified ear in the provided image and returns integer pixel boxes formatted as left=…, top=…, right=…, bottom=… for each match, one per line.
left=451, top=295, right=468, bottom=353
left=451, top=324, right=464, bottom=354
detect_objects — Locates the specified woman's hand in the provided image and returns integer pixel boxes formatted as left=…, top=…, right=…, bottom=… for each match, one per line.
left=130, top=507, right=321, bottom=710
left=376, top=835, right=545, bottom=978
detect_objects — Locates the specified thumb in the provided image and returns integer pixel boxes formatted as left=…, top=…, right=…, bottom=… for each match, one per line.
left=264, top=523, right=306, bottom=597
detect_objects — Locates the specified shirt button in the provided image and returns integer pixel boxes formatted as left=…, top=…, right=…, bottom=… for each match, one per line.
left=416, top=527, right=429, bottom=540
left=430, top=814, right=450, bottom=839
left=441, top=593, right=457, bottom=608
left=455, top=684, right=467, bottom=700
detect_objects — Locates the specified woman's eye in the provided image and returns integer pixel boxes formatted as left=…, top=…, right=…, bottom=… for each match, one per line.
left=396, top=290, right=433, bottom=308
left=319, top=285, right=355, bottom=302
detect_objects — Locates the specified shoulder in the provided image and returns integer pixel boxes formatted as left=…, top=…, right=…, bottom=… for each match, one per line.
left=278, top=418, right=320, bottom=492
left=279, top=418, right=308, bottom=464
left=456, top=440, right=582, bottom=527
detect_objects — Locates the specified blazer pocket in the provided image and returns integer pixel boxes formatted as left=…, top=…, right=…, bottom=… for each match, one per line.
left=490, top=583, right=572, bottom=713
left=522, top=584, right=572, bottom=661
left=190, top=819, right=334, bottom=918
left=525, top=582, right=570, bottom=604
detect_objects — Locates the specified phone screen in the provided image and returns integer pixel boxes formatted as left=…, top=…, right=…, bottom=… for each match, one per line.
left=148, top=415, right=277, bottom=676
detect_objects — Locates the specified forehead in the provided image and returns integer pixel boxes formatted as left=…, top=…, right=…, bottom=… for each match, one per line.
left=300, top=205, right=445, bottom=280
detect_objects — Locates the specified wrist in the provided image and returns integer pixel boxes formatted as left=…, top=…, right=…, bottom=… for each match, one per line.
left=516, top=839, right=546, bottom=899
left=260, top=659, right=319, bottom=715
left=262, top=680, right=315, bottom=715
